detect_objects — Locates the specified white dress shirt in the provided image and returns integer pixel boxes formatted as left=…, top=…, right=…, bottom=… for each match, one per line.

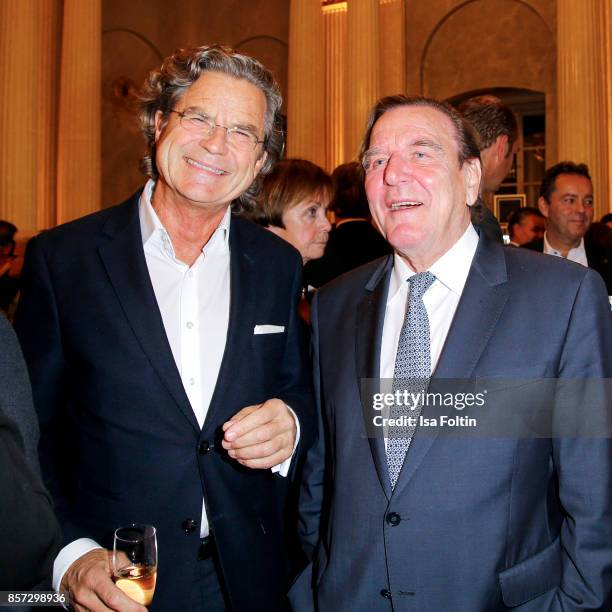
left=543, top=232, right=588, bottom=267
left=53, top=181, right=297, bottom=590
left=378, top=224, right=479, bottom=449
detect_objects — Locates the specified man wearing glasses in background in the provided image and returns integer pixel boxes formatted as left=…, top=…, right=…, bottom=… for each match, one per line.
left=15, top=45, right=314, bottom=612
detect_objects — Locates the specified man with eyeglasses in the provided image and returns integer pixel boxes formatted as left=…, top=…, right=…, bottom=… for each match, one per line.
left=15, top=45, right=314, bottom=611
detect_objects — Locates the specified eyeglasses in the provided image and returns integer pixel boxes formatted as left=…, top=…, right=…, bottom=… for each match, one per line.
left=169, top=110, right=264, bottom=151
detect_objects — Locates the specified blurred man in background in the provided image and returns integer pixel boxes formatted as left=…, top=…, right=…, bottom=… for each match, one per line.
left=523, top=161, right=611, bottom=293
left=459, top=95, right=519, bottom=243
left=507, top=207, right=545, bottom=246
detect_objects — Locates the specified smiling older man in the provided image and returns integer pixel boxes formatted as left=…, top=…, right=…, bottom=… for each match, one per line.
left=15, top=45, right=314, bottom=612
left=293, top=96, right=612, bottom=611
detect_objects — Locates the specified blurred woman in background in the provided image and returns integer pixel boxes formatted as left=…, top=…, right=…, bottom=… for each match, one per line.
left=248, top=158, right=332, bottom=324
left=250, top=158, right=332, bottom=265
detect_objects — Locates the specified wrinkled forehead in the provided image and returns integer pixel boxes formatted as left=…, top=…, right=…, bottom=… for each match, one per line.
left=180, top=71, right=268, bottom=126
left=368, top=105, right=460, bottom=154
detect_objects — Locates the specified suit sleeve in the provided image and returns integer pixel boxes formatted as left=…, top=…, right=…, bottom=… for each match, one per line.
left=13, top=236, right=77, bottom=543
left=297, top=292, right=326, bottom=560
left=552, top=268, right=612, bottom=609
left=0, top=413, right=62, bottom=589
left=274, top=254, right=316, bottom=463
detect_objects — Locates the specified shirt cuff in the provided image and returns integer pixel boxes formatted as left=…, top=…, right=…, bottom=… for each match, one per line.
left=271, top=403, right=300, bottom=477
left=53, top=538, right=103, bottom=592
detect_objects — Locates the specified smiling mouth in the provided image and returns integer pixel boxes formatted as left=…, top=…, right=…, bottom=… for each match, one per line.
left=185, top=157, right=228, bottom=175
left=389, top=201, right=423, bottom=210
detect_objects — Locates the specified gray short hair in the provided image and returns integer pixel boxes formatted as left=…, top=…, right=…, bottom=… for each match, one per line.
left=139, top=45, right=284, bottom=214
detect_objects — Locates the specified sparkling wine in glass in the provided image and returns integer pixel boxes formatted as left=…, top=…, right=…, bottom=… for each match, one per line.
left=112, top=524, right=157, bottom=607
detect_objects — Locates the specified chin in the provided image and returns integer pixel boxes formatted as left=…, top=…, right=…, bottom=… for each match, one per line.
left=386, top=226, right=425, bottom=253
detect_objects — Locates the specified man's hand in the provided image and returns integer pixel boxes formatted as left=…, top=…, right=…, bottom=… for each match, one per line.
left=222, top=398, right=297, bottom=469
left=61, top=549, right=147, bottom=612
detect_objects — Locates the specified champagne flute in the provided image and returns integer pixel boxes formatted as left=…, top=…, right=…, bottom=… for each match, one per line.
left=112, top=524, right=157, bottom=607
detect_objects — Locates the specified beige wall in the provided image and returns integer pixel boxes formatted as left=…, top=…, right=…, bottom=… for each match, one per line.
left=101, top=0, right=289, bottom=207
left=406, top=0, right=557, bottom=164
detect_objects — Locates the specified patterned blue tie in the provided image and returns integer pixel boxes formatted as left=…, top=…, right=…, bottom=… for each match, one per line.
left=387, top=271, right=436, bottom=489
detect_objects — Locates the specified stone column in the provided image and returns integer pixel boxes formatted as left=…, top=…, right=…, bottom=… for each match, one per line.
left=0, top=0, right=60, bottom=235
left=56, top=0, right=102, bottom=224
left=379, top=0, right=405, bottom=97
left=323, top=2, right=347, bottom=170
left=287, top=0, right=327, bottom=168
left=37, top=0, right=62, bottom=230
left=557, top=0, right=610, bottom=220
left=345, top=0, right=380, bottom=161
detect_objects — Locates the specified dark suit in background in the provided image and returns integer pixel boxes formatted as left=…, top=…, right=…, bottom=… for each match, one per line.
left=471, top=201, right=504, bottom=243
left=0, top=316, right=61, bottom=590
left=0, top=414, right=62, bottom=590
left=304, top=220, right=391, bottom=288
left=14, top=193, right=314, bottom=611
left=0, top=313, right=40, bottom=471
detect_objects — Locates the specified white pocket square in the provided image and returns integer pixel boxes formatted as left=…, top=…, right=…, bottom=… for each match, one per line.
left=254, top=324, right=285, bottom=335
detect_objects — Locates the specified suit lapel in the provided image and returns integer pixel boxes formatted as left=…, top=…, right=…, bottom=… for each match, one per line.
left=392, top=235, right=510, bottom=497
left=98, top=193, right=200, bottom=432
left=202, top=217, right=256, bottom=435
left=356, top=256, right=393, bottom=500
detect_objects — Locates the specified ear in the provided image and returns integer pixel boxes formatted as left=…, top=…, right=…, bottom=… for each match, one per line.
left=154, top=110, right=165, bottom=143
left=463, top=158, right=482, bottom=207
left=537, top=196, right=549, bottom=218
left=495, top=134, right=509, bottom=159
left=253, top=150, right=268, bottom=179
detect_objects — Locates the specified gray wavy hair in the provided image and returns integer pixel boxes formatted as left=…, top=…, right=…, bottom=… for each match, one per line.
left=139, top=45, right=284, bottom=214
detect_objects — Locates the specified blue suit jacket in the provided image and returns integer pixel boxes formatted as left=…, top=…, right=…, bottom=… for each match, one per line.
left=14, top=191, right=315, bottom=611
left=294, top=233, right=612, bottom=611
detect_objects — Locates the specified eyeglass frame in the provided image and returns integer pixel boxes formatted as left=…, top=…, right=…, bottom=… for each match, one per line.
left=168, top=109, right=265, bottom=151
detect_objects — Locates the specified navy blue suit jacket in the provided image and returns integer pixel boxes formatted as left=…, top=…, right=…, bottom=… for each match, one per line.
left=293, top=233, right=612, bottom=611
left=14, top=191, right=315, bottom=611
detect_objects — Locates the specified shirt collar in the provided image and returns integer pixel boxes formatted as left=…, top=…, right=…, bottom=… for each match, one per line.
left=139, top=179, right=231, bottom=260
left=388, top=223, right=479, bottom=304
left=543, top=232, right=586, bottom=259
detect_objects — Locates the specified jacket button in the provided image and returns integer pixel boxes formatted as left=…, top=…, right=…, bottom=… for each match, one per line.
left=182, top=518, right=198, bottom=533
left=198, top=440, right=210, bottom=455
left=380, top=589, right=392, bottom=600
left=386, top=512, right=401, bottom=526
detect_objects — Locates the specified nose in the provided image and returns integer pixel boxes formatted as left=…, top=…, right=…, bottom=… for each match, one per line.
left=199, top=125, right=227, bottom=154
left=319, top=213, right=332, bottom=232
left=383, top=153, right=412, bottom=186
